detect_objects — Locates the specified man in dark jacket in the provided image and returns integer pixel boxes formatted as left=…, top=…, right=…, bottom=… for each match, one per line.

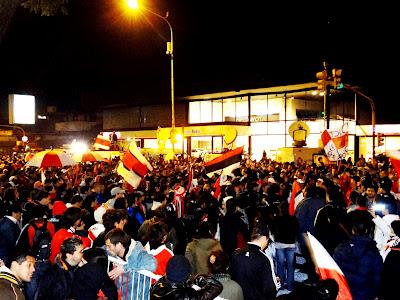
left=36, top=237, right=84, bottom=300
left=230, top=220, right=277, bottom=300
left=333, top=219, right=383, bottom=300
left=0, top=204, right=22, bottom=267
left=0, top=252, right=35, bottom=300
left=151, top=255, right=222, bottom=300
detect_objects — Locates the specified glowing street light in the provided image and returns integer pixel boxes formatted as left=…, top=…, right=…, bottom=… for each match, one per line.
left=126, top=1, right=176, bottom=152
left=127, top=0, right=139, bottom=9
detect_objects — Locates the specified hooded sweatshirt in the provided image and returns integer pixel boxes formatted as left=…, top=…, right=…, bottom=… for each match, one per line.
left=185, top=238, right=222, bottom=275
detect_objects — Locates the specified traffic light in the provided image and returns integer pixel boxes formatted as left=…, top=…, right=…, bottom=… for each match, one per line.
left=332, top=68, right=343, bottom=89
left=316, top=70, right=328, bottom=91
left=377, top=133, right=385, bottom=147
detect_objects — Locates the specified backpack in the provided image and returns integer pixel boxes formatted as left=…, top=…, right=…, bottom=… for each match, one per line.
left=30, top=219, right=52, bottom=261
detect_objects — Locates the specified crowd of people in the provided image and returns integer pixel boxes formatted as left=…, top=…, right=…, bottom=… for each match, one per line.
left=0, top=151, right=399, bottom=300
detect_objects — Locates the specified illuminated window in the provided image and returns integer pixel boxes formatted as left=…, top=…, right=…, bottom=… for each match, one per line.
left=213, top=100, right=223, bottom=122
left=268, top=97, right=284, bottom=120
left=189, top=102, right=201, bottom=123
left=236, top=97, right=249, bottom=122
left=213, top=136, right=223, bottom=152
left=250, top=96, right=268, bottom=117
left=223, top=98, right=236, bottom=122
left=200, top=101, right=212, bottom=123
left=143, top=139, right=158, bottom=148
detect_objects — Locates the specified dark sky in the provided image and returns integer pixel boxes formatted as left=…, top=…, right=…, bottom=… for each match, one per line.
left=0, top=0, right=397, bottom=122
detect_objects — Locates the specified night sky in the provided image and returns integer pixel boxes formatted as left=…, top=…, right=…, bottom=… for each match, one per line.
left=0, top=0, right=397, bottom=122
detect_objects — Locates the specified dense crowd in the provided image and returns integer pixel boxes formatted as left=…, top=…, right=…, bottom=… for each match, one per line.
left=0, top=151, right=399, bottom=300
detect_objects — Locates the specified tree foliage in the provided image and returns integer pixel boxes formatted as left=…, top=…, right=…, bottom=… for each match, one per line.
left=21, top=0, right=69, bottom=16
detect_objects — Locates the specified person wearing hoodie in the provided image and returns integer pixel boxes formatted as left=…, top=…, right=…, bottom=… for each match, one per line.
left=185, top=221, right=222, bottom=275
left=333, top=219, right=383, bottom=300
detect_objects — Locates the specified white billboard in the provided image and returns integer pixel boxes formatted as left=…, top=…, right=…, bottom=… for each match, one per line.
left=9, top=94, right=36, bottom=124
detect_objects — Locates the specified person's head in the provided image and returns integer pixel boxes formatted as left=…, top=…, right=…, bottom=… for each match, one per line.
left=195, top=221, right=215, bottom=239
left=365, top=186, right=377, bottom=199
left=60, top=237, right=84, bottom=267
left=110, top=187, right=125, bottom=199
left=81, top=247, right=108, bottom=270
left=35, top=190, right=50, bottom=206
left=60, top=207, right=82, bottom=229
left=7, top=204, right=22, bottom=221
left=166, top=255, right=191, bottom=283
left=208, top=250, right=229, bottom=275
left=10, top=252, right=35, bottom=282
left=93, top=182, right=104, bottom=193
left=71, top=195, right=84, bottom=207
left=102, top=209, right=128, bottom=232
left=148, top=221, right=168, bottom=250
left=251, top=219, right=270, bottom=250
left=391, top=220, right=400, bottom=237
left=104, top=228, right=131, bottom=258
left=355, top=195, right=368, bottom=208
left=352, top=220, right=372, bottom=236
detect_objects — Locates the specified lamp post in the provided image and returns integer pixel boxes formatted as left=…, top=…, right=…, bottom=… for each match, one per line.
left=126, top=1, right=176, bottom=152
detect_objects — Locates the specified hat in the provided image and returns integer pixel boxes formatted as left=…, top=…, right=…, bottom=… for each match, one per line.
left=267, top=177, right=276, bottom=184
left=111, top=187, right=125, bottom=196
left=166, top=255, right=191, bottom=283
left=52, top=200, right=67, bottom=216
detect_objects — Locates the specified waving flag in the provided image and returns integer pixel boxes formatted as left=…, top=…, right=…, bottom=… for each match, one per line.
left=387, top=150, right=400, bottom=176
left=117, top=140, right=153, bottom=189
left=321, top=129, right=348, bottom=161
left=204, top=146, right=244, bottom=177
left=94, top=134, right=111, bottom=150
left=307, top=232, right=352, bottom=300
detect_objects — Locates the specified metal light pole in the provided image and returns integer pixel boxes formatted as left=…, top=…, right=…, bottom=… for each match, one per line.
left=344, top=84, right=376, bottom=158
left=131, top=4, right=176, bottom=152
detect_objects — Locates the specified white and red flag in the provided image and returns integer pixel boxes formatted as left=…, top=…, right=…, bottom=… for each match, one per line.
left=321, top=129, right=348, bottom=161
left=387, top=150, right=400, bottom=176
left=117, top=140, right=153, bottom=189
left=94, top=134, right=111, bottom=150
left=307, top=232, right=353, bottom=300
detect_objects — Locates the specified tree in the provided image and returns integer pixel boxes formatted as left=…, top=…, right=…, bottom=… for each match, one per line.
left=0, top=0, right=67, bottom=44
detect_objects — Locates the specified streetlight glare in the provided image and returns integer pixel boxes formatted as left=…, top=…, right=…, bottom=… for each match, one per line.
left=127, top=0, right=139, bottom=9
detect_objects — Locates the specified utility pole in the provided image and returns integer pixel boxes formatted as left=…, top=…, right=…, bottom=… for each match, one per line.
left=343, top=84, right=376, bottom=158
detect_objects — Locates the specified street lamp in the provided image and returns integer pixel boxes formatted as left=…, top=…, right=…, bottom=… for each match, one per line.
left=126, top=1, right=176, bottom=151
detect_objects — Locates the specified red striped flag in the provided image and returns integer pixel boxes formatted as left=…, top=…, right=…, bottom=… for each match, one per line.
left=289, top=179, right=302, bottom=215
left=117, top=140, right=153, bottom=189
left=204, top=146, right=244, bottom=177
left=307, top=232, right=353, bottom=300
left=94, top=134, right=111, bottom=150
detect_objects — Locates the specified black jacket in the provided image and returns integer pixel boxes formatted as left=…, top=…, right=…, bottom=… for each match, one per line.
left=150, top=275, right=223, bottom=300
left=35, top=257, right=76, bottom=300
left=230, top=243, right=276, bottom=300
left=72, top=262, right=118, bottom=300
